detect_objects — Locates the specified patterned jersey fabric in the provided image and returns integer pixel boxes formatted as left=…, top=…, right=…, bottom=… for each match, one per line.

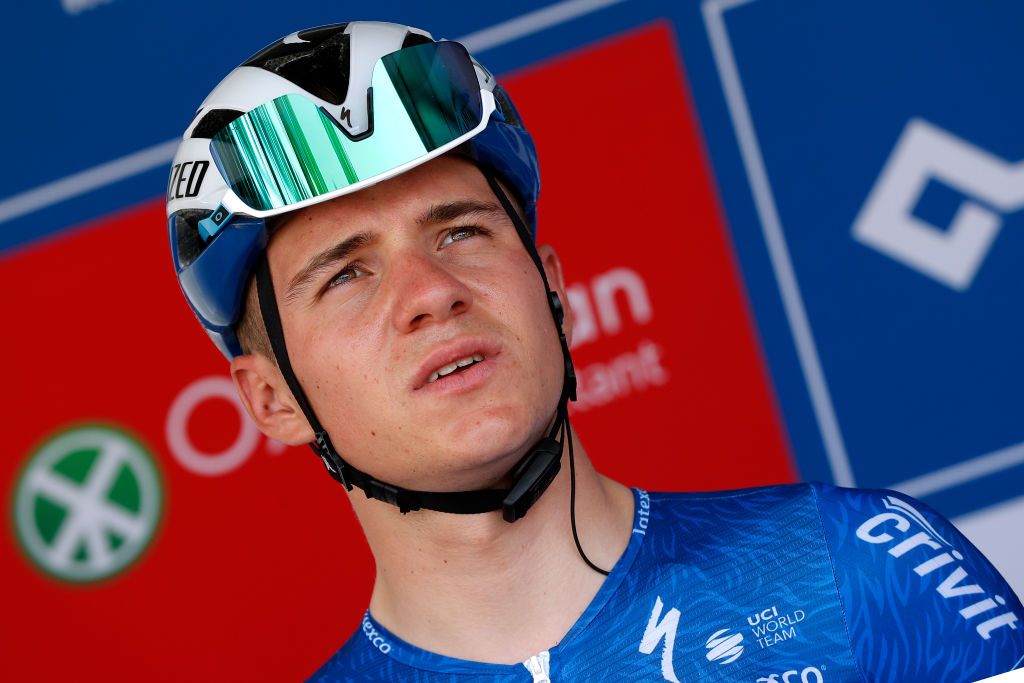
left=309, top=483, right=1024, bottom=682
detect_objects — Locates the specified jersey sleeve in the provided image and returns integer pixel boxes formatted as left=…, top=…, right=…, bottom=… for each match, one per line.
left=811, top=482, right=1024, bottom=682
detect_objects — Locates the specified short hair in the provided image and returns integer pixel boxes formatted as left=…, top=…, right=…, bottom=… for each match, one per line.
left=237, top=278, right=274, bottom=361
left=236, top=213, right=284, bottom=362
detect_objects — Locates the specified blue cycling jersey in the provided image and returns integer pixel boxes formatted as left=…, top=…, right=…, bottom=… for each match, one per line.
left=310, top=483, right=1024, bottom=682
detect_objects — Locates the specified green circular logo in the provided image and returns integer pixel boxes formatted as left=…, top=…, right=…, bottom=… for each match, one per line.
left=13, top=425, right=163, bottom=583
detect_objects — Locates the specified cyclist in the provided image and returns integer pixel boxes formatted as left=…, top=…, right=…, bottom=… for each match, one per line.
left=166, top=21, right=1023, bottom=682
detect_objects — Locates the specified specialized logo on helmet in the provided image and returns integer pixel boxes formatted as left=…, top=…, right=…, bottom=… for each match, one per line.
left=336, top=107, right=354, bottom=130
left=856, top=495, right=1019, bottom=640
left=12, top=424, right=163, bottom=583
left=167, top=160, right=209, bottom=200
left=705, top=628, right=744, bottom=665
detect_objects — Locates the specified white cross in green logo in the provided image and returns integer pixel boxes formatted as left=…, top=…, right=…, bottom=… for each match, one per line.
left=13, top=424, right=163, bottom=583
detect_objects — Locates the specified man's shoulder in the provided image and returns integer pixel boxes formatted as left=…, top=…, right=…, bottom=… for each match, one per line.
left=809, top=483, right=1024, bottom=680
left=647, top=480, right=970, bottom=534
left=648, top=481, right=815, bottom=510
left=805, top=479, right=1015, bottom=600
left=638, top=483, right=835, bottom=576
left=644, top=481, right=821, bottom=535
left=646, top=482, right=1023, bottom=678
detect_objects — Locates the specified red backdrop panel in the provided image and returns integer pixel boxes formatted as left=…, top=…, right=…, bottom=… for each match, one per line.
left=522, top=22, right=793, bottom=490
left=1, top=22, right=793, bottom=681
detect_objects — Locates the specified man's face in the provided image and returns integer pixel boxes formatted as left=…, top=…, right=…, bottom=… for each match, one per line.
left=264, top=155, right=568, bottom=491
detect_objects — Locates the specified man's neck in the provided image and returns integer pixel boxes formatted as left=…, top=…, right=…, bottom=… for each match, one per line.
left=349, top=432, right=634, bottom=664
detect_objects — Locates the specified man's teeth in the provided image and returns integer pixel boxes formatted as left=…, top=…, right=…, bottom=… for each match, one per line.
left=427, top=354, right=485, bottom=384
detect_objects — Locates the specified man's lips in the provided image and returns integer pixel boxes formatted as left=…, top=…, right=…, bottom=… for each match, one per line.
left=412, top=337, right=502, bottom=391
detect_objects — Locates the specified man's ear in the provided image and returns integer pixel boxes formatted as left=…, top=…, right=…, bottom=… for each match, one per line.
left=536, top=243, right=574, bottom=346
left=230, top=354, right=315, bottom=446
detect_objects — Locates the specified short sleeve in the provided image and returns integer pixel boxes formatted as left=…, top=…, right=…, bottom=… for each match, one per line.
left=812, top=482, right=1024, bottom=682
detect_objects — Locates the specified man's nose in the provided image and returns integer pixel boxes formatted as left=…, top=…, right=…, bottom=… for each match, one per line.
left=389, top=250, right=473, bottom=333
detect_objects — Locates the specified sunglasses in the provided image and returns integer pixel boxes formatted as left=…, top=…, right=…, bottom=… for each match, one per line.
left=199, top=40, right=493, bottom=240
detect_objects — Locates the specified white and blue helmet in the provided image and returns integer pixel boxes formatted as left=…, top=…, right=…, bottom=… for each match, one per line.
left=167, top=21, right=541, bottom=359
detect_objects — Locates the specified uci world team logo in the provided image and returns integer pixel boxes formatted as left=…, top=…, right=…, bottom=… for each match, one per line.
left=12, top=424, right=163, bottom=583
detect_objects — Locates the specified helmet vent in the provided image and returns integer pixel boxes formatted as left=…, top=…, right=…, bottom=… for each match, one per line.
left=402, top=31, right=433, bottom=49
left=242, top=24, right=351, bottom=105
left=190, top=108, right=245, bottom=139
left=493, top=85, right=523, bottom=129
left=174, top=209, right=213, bottom=268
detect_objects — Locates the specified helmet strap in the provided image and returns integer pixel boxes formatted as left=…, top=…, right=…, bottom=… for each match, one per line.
left=483, top=169, right=607, bottom=574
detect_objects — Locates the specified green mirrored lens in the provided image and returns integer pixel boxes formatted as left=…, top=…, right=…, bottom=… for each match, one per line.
left=211, top=95, right=357, bottom=210
left=210, top=42, right=483, bottom=212
left=381, top=41, right=482, bottom=150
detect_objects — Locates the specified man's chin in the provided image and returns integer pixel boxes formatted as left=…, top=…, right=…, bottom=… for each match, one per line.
left=421, top=429, right=546, bottom=491
left=437, top=406, right=539, bottom=448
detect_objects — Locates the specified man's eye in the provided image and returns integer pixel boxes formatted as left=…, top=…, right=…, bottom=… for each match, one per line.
left=327, top=264, right=365, bottom=289
left=440, top=226, right=486, bottom=247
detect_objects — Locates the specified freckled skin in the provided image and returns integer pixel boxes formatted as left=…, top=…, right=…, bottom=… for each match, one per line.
left=266, top=155, right=569, bottom=492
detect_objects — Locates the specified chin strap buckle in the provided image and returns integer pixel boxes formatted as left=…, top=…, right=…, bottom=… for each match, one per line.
left=365, top=479, right=421, bottom=514
left=312, top=432, right=351, bottom=490
left=502, top=437, right=563, bottom=523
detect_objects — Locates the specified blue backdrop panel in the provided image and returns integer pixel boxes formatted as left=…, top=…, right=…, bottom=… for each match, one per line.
left=675, top=0, right=1024, bottom=517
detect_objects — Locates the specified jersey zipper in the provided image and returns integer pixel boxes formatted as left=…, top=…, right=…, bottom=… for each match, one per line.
left=522, top=650, right=551, bottom=682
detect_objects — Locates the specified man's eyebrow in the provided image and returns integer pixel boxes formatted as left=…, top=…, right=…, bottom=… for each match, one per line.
left=285, top=231, right=377, bottom=304
left=416, top=199, right=507, bottom=226
left=283, top=201, right=505, bottom=304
